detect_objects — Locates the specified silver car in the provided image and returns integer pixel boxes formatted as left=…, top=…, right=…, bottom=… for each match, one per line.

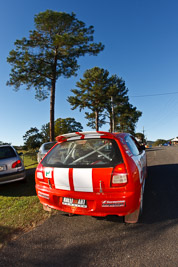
left=0, top=145, right=26, bottom=185
left=37, top=141, right=57, bottom=163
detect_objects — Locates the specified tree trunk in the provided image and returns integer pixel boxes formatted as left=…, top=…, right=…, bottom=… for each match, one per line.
left=95, top=110, right=99, bottom=131
left=50, top=80, right=55, bottom=141
left=50, top=52, right=57, bottom=141
left=111, top=96, right=115, bottom=132
left=109, top=115, right=112, bottom=132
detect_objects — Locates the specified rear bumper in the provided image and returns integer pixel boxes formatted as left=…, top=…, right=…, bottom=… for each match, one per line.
left=36, top=185, right=140, bottom=217
left=0, top=170, right=26, bottom=185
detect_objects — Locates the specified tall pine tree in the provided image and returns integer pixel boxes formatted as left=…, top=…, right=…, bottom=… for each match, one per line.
left=68, top=69, right=142, bottom=133
left=7, top=10, right=104, bottom=140
left=68, top=67, right=110, bottom=131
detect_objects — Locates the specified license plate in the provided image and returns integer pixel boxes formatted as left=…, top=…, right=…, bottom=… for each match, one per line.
left=62, top=197, right=87, bottom=208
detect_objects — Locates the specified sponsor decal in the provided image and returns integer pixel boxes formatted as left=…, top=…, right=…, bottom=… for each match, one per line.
left=44, top=168, right=52, bottom=178
left=102, top=200, right=126, bottom=207
left=126, top=150, right=132, bottom=156
left=123, top=144, right=129, bottom=150
left=38, top=191, right=50, bottom=199
left=118, top=137, right=125, bottom=144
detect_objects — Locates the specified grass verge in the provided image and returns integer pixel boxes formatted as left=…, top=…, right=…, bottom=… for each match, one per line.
left=0, top=153, right=56, bottom=249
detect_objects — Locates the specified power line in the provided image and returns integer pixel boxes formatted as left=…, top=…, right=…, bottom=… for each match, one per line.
left=130, top=91, right=178, bottom=98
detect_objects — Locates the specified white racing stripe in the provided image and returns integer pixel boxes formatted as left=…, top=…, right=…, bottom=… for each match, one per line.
left=73, top=168, right=93, bottom=192
left=54, top=168, right=70, bottom=190
left=53, top=168, right=93, bottom=192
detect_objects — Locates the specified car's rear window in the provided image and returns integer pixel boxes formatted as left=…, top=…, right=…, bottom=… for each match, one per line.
left=41, top=138, right=123, bottom=168
left=43, top=142, right=56, bottom=151
left=0, top=146, right=16, bottom=160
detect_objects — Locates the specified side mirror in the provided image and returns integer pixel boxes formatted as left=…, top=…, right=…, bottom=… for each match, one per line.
left=140, top=145, right=145, bottom=150
left=18, top=152, right=23, bottom=156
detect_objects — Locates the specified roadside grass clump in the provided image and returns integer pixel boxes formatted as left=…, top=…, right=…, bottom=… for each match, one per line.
left=19, top=150, right=38, bottom=169
left=0, top=152, right=56, bottom=248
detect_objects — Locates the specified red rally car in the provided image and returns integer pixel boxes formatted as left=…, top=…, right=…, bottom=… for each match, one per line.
left=35, top=131, right=147, bottom=223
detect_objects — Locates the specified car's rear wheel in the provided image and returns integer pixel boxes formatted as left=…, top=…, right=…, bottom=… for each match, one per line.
left=124, top=187, right=143, bottom=224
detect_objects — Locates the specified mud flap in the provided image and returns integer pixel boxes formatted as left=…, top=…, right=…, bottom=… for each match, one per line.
left=43, top=204, right=51, bottom=212
left=124, top=208, right=140, bottom=223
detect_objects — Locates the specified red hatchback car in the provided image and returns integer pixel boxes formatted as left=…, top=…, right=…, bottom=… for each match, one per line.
left=35, top=132, right=147, bottom=223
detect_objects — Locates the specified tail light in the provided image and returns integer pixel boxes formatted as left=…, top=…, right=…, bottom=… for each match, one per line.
left=12, top=160, right=22, bottom=168
left=111, top=163, right=128, bottom=187
left=36, top=164, right=44, bottom=180
left=36, top=165, right=52, bottom=188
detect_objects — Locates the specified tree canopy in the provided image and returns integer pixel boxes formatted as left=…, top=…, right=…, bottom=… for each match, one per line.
left=0, top=141, right=11, bottom=145
left=23, top=127, right=43, bottom=150
left=115, top=103, right=142, bottom=135
left=7, top=10, right=104, bottom=141
left=68, top=67, right=111, bottom=131
left=153, top=139, right=168, bottom=146
left=41, top=117, right=83, bottom=142
left=68, top=67, right=142, bottom=133
left=23, top=117, right=83, bottom=149
left=135, top=132, right=146, bottom=143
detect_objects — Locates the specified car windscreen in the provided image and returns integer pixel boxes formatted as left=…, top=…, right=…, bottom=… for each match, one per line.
left=0, top=147, right=16, bottom=160
left=41, top=138, right=123, bottom=168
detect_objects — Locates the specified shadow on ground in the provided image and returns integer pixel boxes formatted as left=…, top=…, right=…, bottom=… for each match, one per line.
left=0, top=226, right=22, bottom=248
left=141, top=164, right=178, bottom=224
left=1, top=164, right=178, bottom=223
left=0, top=168, right=36, bottom=197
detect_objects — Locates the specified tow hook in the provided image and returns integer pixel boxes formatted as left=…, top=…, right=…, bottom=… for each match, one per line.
left=43, top=205, right=51, bottom=212
left=48, top=178, right=52, bottom=189
left=99, top=180, right=103, bottom=193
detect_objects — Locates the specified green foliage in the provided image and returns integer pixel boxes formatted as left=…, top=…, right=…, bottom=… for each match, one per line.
left=135, top=132, right=144, bottom=140
left=0, top=141, right=11, bottom=145
left=68, top=68, right=142, bottom=133
left=105, top=75, right=129, bottom=113
left=23, top=127, right=43, bottom=150
left=23, top=117, right=83, bottom=146
left=69, top=67, right=110, bottom=110
left=85, top=112, right=106, bottom=129
left=41, top=117, right=83, bottom=142
left=105, top=75, right=137, bottom=133
left=153, top=139, right=168, bottom=146
left=115, top=103, right=142, bottom=135
left=7, top=10, right=104, bottom=98
left=68, top=67, right=111, bottom=130
left=40, top=123, right=50, bottom=143
left=7, top=10, right=104, bottom=140
left=135, top=132, right=146, bottom=143
left=55, top=117, right=83, bottom=135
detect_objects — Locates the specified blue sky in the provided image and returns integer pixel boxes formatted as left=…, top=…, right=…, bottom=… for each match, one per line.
left=1, top=0, right=178, bottom=145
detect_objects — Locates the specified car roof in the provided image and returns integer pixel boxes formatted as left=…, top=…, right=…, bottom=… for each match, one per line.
left=42, top=141, right=56, bottom=145
left=0, top=144, right=13, bottom=148
left=56, top=131, right=129, bottom=142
